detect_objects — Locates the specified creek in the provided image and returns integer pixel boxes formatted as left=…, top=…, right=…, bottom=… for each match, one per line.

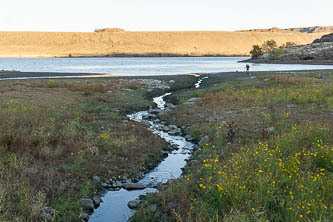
left=89, top=78, right=206, bottom=222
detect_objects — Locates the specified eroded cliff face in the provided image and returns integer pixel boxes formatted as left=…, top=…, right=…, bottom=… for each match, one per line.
left=0, top=31, right=324, bottom=58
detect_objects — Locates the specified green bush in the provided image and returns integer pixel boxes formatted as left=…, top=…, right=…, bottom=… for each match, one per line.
left=262, top=40, right=278, bottom=53
left=268, top=48, right=285, bottom=60
left=250, top=45, right=263, bottom=59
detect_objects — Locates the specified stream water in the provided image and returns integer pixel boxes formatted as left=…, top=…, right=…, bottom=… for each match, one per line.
left=89, top=78, right=207, bottom=221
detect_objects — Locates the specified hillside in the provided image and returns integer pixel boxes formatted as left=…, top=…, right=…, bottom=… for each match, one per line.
left=245, top=33, right=333, bottom=64
left=0, top=31, right=325, bottom=58
left=239, top=25, right=333, bottom=33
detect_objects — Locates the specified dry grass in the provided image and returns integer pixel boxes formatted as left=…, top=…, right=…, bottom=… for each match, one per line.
left=0, top=79, right=166, bottom=221
left=0, top=31, right=324, bottom=57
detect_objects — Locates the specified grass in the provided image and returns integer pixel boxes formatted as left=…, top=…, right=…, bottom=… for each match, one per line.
left=133, top=73, right=333, bottom=222
left=0, top=78, right=168, bottom=221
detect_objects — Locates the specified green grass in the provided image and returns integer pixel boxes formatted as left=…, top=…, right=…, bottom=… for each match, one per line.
left=0, top=79, right=167, bottom=221
left=134, top=73, right=333, bottom=222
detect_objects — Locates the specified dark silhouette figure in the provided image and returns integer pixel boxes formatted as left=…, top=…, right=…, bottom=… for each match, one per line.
left=245, top=64, right=250, bottom=74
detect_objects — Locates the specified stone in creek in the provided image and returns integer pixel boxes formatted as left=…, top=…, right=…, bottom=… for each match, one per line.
left=113, top=181, right=122, bottom=188
left=101, top=182, right=110, bottom=188
left=92, top=196, right=101, bottom=208
left=128, top=200, right=140, bottom=209
left=149, top=109, right=160, bottom=115
left=153, top=119, right=160, bottom=123
left=79, top=212, right=90, bottom=221
left=163, top=126, right=170, bottom=131
left=162, top=151, right=169, bottom=157
left=168, top=125, right=178, bottom=130
left=168, top=129, right=182, bottom=136
left=80, top=198, right=95, bottom=212
left=143, top=114, right=157, bottom=119
left=166, top=103, right=176, bottom=109
left=185, top=135, right=192, bottom=140
left=123, top=183, right=146, bottom=190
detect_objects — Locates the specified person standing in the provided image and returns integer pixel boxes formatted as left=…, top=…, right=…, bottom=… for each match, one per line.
left=245, top=64, right=250, bottom=75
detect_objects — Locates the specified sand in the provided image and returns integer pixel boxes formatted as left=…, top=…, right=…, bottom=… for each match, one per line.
left=0, top=31, right=326, bottom=58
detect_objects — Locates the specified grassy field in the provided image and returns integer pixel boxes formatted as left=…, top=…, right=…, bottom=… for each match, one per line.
left=0, top=78, right=172, bottom=221
left=134, top=73, right=333, bottom=221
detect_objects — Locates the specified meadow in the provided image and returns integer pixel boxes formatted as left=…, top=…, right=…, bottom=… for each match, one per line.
left=134, top=73, right=333, bottom=221
left=0, top=79, right=168, bottom=221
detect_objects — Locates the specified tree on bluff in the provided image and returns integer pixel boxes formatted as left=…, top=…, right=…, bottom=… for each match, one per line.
left=250, top=45, right=263, bottom=59
left=250, top=40, right=296, bottom=59
left=262, top=40, right=277, bottom=53
left=250, top=40, right=277, bottom=59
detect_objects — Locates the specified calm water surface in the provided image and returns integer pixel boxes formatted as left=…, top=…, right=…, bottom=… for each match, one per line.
left=1, top=57, right=333, bottom=75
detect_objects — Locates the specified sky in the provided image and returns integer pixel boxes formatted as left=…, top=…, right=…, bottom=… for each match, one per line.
left=1, top=0, right=332, bottom=32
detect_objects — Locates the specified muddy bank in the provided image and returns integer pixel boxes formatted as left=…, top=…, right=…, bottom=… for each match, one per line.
left=2, top=69, right=333, bottom=81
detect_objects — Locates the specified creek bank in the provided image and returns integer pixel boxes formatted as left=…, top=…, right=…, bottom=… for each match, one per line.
left=83, top=77, right=206, bottom=222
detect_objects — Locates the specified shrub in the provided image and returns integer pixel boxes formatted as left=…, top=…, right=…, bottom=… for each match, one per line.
left=250, top=45, right=263, bottom=59
left=268, top=48, right=285, bottom=60
left=280, top=42, right=297, bottom=48
left=262, top=40, right=278, bottom=53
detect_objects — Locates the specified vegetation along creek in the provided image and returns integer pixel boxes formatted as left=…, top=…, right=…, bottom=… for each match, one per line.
left=89, top=77, right=207, bottom=221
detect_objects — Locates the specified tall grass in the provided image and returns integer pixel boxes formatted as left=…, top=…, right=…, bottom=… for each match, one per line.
left=134, top=74, right=333, bottom=222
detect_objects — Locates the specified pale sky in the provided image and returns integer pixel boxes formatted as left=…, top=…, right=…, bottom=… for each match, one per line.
left=1, top=0, right=332, bottom=32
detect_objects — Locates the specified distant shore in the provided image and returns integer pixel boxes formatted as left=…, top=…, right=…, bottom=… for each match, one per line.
left=56, top=53, right=248, bottom=58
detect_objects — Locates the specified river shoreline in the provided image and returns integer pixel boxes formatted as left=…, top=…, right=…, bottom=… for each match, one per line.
left=2, top=69, right=333, bottom=80
left=240, top=58, right=333, bottom=65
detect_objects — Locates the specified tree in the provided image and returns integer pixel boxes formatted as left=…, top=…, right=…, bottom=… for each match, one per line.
left=250, top=45, right=263, bottom=59
left=262, top=40, right=277, bottom=53
left=280, top=41, right=297, bottom=48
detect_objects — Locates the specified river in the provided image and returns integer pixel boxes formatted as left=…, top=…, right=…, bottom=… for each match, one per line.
left=1, top=57, right=333, bottom=76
